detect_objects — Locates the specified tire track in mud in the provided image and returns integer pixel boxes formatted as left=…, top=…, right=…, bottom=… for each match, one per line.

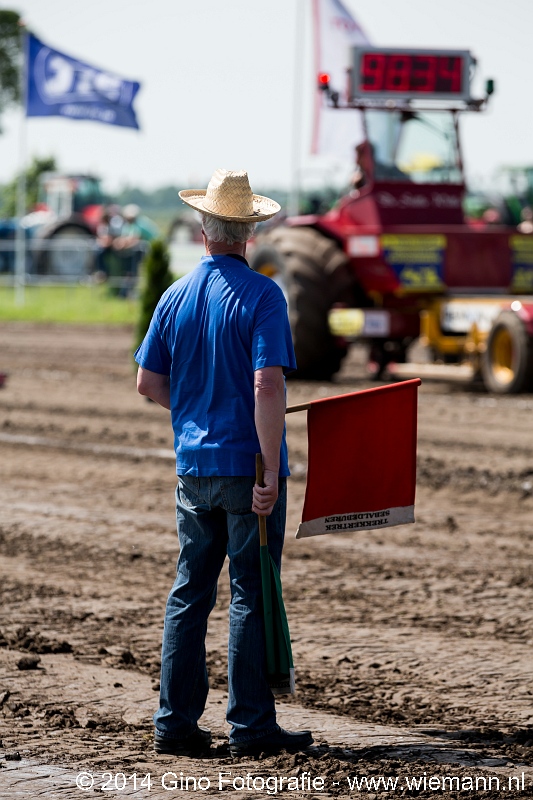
left=0, top=399, right=156, bottom=422
left=2, top=482, right=532, bottom=741
left=2, top=324, right=533, bottom=784
left=2, top=429, right=533, bottom=502
left=0, top=431, right=175, bottom=461
left=3, top=652, right=532, bottom=800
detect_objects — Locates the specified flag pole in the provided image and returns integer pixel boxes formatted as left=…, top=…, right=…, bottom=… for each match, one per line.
left=286, top=401, right=311, bottom=414
left=288, top=0, right=305, bottom=217
left=14, top=23, right=28, bottom=306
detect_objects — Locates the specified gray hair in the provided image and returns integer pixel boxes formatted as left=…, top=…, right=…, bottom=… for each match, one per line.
left=201, top=213, right=256, bottom=245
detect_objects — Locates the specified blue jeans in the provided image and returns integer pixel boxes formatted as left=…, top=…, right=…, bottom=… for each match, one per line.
left=153, top=475, right=286, bottom=744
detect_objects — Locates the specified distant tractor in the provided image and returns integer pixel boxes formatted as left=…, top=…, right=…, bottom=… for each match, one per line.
left=250, top=48, right=533, bottom=393
left=24, top=173, right=105, bottom=275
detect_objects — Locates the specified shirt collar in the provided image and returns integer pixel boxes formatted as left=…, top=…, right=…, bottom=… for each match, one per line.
left=225, top=253, right=249, bottom=266
left=202, top=253, right=249, bottom=267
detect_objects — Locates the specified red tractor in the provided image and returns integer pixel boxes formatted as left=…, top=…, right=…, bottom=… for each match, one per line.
left=250, top=48, right=533, bottom=393
left=25, top=173, right=105, bottom=275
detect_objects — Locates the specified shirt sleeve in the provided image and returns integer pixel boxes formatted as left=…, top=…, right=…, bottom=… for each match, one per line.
left=134, top=307, right=172, bottom=375
left=252, top=283, right=297, bottom=374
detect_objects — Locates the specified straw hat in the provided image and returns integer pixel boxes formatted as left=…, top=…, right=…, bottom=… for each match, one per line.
left=179, top=169, right=280, bottom=222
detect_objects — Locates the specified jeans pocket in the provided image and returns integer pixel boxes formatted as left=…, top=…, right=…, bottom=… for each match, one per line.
left=219, top=477, right=255, bottom=515
left=177, top=476, right=201, bottom=508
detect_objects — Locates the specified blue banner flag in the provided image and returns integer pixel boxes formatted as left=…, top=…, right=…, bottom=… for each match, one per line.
left=26, top=33, right=141, bottom=130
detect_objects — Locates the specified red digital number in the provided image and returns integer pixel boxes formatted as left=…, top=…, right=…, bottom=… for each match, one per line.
left=436, top=56, right=463, bottom=93
left=359, top=52, right=464, bottom=95
left=384, top=56, right=411, bottom=92
left=411, top=55, right=437, bottom=93
left=360, top=53, right=386, bottom=92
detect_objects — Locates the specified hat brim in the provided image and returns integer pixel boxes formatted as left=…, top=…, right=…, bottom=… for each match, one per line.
left=178, top=190, right=280, bottom=222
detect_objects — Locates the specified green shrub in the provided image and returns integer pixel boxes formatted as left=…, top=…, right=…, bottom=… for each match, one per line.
left=134, top=239, right=174, bottom=353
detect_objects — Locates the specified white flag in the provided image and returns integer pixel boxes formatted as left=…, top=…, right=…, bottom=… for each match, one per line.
left=311, top=0, right=370, bottom=160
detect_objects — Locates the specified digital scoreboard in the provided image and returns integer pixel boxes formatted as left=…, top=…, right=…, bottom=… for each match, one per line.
left=351, top=48, right=473, bottom=101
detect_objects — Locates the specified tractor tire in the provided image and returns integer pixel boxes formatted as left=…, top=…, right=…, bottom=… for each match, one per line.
left=249, top=243, right=286, bottom=282
left=36, top=223, right=95, bottom=276
left=251, top=227, right=353, bottom=380
left=481, top=311, right=533, bottom=394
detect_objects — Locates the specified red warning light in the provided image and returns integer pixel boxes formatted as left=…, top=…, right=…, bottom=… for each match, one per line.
left=318, top=72, right=330, bottom=88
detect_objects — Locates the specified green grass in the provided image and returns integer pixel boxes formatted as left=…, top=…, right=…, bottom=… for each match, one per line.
left=0, top=284, right=138, bottom=324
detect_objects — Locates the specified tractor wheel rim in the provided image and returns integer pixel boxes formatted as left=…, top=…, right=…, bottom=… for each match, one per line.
left=257, top=262, right=278, bottom=278
left=491, top=327, right=514, bottom=384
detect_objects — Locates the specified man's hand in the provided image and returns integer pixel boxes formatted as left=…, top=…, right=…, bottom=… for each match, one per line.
left=252, top=468, right=279, bottom=516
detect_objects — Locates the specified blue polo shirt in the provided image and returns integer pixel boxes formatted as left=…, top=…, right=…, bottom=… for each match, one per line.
left=134, top=254, right=297, bottom=476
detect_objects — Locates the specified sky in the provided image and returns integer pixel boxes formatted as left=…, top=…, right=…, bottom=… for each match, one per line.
left=0, top=0, right=532, bottom=196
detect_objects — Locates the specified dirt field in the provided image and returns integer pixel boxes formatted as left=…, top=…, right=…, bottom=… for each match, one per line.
left=1, top=321, right=532, bottom=798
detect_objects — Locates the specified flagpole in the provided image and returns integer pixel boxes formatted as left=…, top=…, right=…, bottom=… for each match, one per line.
left=14, top=23, right=28, bottom=306
left=286, top=401, right=311, bottom=414
left=288, top=0, right=305, bottom=217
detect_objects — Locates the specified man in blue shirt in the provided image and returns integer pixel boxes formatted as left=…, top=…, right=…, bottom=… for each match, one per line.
left=135, top=169, right=313, bottom=757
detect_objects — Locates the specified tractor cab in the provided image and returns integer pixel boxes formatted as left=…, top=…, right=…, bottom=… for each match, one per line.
left=339, top=106, right=465, bottom=227
left=37, top=174, right=106, bottom=231
left=365, top=108, right=463, bottom=186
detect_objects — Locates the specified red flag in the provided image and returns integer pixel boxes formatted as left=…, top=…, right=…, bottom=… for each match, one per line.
left=296, top=379, right=421, bottom=539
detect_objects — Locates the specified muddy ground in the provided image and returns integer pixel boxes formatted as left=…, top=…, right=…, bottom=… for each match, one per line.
left=0, top=321, right=532, bottom=798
